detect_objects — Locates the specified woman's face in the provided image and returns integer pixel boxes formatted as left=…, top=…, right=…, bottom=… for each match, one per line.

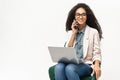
left=75, top=7, right=87, bottom=25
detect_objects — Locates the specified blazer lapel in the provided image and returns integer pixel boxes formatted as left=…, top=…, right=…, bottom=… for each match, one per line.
left=83, top=25, right=90, bottom=58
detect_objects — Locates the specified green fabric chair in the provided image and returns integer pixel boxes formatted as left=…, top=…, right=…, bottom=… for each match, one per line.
left=48, top=65, right=96, bottom=80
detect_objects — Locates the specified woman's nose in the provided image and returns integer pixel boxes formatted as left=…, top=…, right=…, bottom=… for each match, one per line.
left=79, top=15, right=83, bottom=19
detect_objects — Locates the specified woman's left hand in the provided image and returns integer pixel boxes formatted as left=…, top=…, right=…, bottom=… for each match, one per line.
left=93, top=65, right=101, bottom=80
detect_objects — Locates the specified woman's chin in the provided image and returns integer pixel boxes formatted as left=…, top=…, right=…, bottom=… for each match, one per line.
left=78, top=23, right=85, bottom=25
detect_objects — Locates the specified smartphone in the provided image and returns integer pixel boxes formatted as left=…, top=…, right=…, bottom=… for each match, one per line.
left=74, top=25, right=79, bottom=30
left=74, top=20, right=79, bottom=30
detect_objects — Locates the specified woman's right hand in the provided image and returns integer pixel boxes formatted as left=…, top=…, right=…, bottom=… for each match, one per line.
left=71, top=20, right=78, bottom=34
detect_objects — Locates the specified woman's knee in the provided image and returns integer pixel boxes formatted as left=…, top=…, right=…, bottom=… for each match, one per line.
left=55, top=63, right=65, bottom=71
left=65, top=64, right=76, bottom=73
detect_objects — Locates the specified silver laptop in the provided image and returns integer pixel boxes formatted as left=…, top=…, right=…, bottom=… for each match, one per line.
left=48, top=46, right=80, bottom=64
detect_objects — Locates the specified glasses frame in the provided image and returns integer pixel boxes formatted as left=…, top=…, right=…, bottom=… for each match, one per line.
left=75, top=13, right=87, bottom=17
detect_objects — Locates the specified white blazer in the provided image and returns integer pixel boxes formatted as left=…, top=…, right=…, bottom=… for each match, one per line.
left=65, top=25, right=102, bottom=64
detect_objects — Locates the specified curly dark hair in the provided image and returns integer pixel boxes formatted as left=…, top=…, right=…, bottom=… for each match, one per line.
left=66, top=3, right=102, bottom=39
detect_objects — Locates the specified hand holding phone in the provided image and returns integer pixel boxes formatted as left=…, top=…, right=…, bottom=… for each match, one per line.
left=74, top=20, right=79, bottom=30
left=71, top=19, right=79, bottom=34
left=74, top=25, right=79, bottom=30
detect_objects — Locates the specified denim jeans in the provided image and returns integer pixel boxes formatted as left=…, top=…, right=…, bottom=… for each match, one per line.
left=54, top=63, right=92, bottom=80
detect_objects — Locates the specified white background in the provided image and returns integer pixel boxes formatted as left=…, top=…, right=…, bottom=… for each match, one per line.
left=0, top=0, right=120, bottom=80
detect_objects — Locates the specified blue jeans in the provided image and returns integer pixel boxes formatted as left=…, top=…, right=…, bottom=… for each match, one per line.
left=54, top=63, right=92, bottom=80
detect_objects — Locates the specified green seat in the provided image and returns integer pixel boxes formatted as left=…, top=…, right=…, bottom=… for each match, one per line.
left=48, top=65, right=96, bottom=80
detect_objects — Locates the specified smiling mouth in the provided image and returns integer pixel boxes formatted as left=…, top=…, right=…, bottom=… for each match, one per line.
left=79, top=20, right=84, bottom=22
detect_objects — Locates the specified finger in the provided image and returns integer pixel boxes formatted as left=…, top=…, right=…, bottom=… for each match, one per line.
left=71, top=20, right=76, bottom=28
left=96, top=72, right=99, bottom=80
left=95, top=70, right=98, bottom=79
left=99, top=69, right=101, bottom=77
left=98, top=69, right=101, bottom=77
left=96, top=70, right=100, bottom=79
left=73, top=19, right=76, bottom=24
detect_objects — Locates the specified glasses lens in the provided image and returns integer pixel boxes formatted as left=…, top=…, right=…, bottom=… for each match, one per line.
left=75, top=13, right=86, bottom=17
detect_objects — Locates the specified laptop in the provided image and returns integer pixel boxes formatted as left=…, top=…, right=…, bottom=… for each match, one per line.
left=48, top=46, right=80, bottom=64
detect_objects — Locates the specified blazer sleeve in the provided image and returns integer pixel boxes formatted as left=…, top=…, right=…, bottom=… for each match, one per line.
left=92, top=30, right=102, bottom=64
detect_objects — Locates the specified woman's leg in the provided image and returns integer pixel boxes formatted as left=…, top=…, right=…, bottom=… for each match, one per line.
left=54, top=63, right=67, bottom=80
left=65, top=63, right=92, bottom=80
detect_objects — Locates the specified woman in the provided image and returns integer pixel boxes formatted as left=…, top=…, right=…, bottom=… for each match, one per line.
left=55, top=3, right=102, bottom=80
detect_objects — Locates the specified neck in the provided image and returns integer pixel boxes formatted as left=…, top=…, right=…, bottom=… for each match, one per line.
left=78, top=24, right=86, bottom=31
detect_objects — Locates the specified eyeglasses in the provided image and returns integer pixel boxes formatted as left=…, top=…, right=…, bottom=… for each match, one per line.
left=75, top=13, right=86, bottom=17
